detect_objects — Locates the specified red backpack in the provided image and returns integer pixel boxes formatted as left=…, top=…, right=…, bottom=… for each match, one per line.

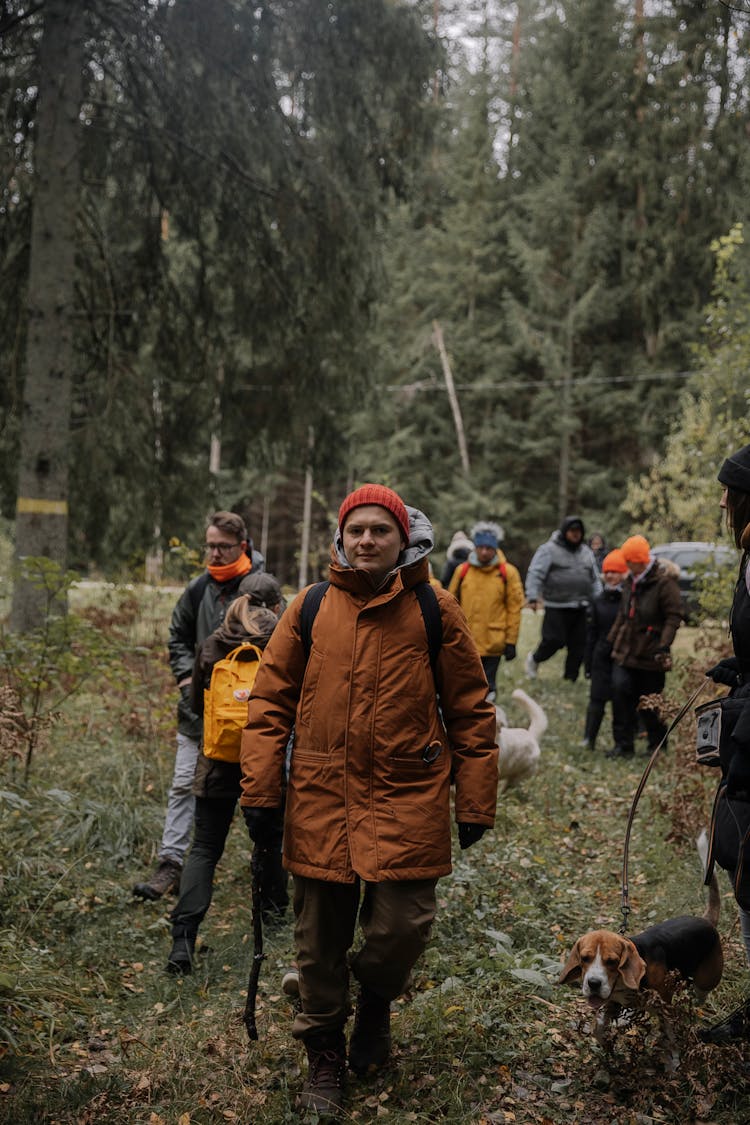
left=454, top=559, right=507, bottom=601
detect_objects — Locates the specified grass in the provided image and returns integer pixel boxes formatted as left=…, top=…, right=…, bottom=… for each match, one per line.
left=1, top=597, right=749, bottom=1123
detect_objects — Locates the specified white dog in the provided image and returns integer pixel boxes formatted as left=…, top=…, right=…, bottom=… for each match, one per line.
left=495, top=688, right=547, bottom=791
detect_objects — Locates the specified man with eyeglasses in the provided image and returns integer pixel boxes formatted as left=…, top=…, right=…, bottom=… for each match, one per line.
left=132, top=510, right=286, bottom=917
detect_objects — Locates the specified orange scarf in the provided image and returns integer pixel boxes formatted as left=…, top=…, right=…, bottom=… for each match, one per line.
left=207, top=554, right=252, bottom=583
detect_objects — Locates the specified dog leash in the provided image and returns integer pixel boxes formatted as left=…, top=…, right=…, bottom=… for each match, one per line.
left=619, top=680, right=709, bottom=935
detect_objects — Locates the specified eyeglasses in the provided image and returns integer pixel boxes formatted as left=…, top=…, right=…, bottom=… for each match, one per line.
left=204, top=542, right=241, bottom=555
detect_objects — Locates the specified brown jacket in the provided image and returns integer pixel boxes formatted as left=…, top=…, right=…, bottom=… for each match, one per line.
left=608, top=560, right=683, bottom=671
left=239, top=554, right=498, bottom=883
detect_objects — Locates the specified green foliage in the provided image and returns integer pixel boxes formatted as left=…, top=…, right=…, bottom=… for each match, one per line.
left=624, top=224, right=750, bottom=538
left=0, top=559, right=149, bottom=781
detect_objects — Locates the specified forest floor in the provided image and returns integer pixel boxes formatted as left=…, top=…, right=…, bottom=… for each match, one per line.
left=1, top=592, right=749, bottom=1124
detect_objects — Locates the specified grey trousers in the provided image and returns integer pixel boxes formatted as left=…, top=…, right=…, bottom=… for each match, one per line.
left=291, top=874, right=437, bottom=1041
left=159, top=732, right=200, bottom=863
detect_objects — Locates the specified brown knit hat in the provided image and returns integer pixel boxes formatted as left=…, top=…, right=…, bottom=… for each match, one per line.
left=621, top=535, right=651, bottom=564
left=338, top=484, right=410, bottom=544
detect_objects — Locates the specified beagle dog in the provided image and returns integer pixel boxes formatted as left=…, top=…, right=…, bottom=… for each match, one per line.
left=559, top=835, right=722, bottom=1066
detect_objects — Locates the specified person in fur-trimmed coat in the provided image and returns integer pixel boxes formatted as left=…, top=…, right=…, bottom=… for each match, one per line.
left=606, top=535, right=683, bottom=759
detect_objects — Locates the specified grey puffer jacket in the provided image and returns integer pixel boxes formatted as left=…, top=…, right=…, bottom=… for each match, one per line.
left=524, top=530, right=601, bottom=608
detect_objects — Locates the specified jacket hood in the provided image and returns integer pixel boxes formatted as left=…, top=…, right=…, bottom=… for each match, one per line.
left=560, top=514, right=585, bottom=537
left=332, top=504, right=434, bottom=572
left=446, top=530, right=474, bottom=560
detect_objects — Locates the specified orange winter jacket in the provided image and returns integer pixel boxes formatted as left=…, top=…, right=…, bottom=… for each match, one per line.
left=239, top=555, right=498, bottom=883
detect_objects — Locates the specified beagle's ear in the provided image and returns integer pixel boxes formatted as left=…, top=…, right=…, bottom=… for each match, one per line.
left=618, top=939, right=646, bottom=991
left=558, top=941, right=583, bottom=984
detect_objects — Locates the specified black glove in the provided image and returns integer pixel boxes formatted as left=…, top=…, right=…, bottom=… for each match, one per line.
left=504, top=644, right=517, bottom=662
left=458, top=823, right=487, bottom=850
left=243, top=806, right=284, bottom=848
left=706, top=657, right=741, bottom=688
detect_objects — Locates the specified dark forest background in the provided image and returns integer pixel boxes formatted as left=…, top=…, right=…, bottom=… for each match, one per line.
left=2, top=0, right=750, bottom=589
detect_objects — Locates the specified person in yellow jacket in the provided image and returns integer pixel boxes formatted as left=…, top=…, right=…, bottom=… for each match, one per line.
left=448, top=521, right=524, bottom=701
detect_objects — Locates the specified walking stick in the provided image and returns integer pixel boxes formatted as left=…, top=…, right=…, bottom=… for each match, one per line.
left=243, top=845, right=265, bottom=1041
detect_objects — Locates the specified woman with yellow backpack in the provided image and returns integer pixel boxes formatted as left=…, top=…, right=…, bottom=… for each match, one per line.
left=166, top=577, right=285, bottom=974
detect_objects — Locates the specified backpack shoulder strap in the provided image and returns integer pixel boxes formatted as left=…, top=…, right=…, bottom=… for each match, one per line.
left=300, top=581, right=330, bottom=659
left=453, top=560, right=471, bottom=602
left=498, top=561, right=507, bottom=581
left=223, top=643, right=263, bottom=664
left=188, top=572, right=210, bottom=616
left=414, top=581, right=443, bottom=678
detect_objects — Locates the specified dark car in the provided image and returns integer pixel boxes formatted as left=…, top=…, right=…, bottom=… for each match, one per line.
left=650, top=541, right=738, bottom=621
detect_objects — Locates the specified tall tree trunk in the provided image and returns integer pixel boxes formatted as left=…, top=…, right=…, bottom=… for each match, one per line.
left=11, top=0, right=84, bottom=630
left=432, top=320, right=471, bottom=477
left=298, top=428, right=315, bottom=590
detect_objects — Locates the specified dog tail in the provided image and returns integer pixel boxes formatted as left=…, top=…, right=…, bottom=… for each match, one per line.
left=697, top=828, right=720, bottom=928
left=510, top=688, right=548, bottom=742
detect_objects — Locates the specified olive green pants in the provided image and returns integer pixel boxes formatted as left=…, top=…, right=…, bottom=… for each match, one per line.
left=291, top=874, right=438, bottom=1040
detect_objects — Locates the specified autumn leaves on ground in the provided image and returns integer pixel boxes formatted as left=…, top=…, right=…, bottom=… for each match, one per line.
left=1, top=593, right=749, bottom=1124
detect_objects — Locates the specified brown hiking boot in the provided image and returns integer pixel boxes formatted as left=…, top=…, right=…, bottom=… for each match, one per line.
left=348, top=986, right=392, bottom=1076
left=297, top=1031, right=346, bottom=1117
left=133, top=858, right=182, bottom=900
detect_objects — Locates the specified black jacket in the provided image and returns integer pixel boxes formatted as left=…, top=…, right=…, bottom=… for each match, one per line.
left=584, top=586, right=622, bottom=699
left=168, top=571, right=249, bottom=739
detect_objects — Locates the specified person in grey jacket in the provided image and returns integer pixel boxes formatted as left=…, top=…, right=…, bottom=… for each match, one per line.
left=524, top=515, right=602, bottom=683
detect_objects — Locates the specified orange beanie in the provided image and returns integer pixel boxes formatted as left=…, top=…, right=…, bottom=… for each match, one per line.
left=602, top=548, right=628, bottom=573
left=338, top=483, right=410, bottom=544
left=620, top=535, right=651, bottom=564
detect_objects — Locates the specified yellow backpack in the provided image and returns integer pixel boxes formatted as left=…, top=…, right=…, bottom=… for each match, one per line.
left=202, top=643, right=264, bottom=762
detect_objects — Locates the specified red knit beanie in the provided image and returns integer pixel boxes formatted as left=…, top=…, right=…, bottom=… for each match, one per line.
left=602, top=548, right=628, bottom=574
left=338, top=484, right=410, bottom=544
left=620, top=535, right=651, bottom=564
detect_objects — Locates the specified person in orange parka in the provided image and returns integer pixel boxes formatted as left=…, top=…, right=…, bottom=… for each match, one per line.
left=238, top=484, right=498, bottom=1117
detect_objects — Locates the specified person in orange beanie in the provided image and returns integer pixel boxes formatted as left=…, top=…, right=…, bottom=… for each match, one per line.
left=582, top=548, right=630, bottom=752
left=606, top=534, right=683, bottom=759
left=238, top=483, right=498, bottom=1115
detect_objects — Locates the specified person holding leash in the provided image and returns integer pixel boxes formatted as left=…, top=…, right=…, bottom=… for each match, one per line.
left=699, top=442, right=750, bottom=1043
left=606, top=534, right=683, bottom=759
left=239, top=483, right=498, bottom=1117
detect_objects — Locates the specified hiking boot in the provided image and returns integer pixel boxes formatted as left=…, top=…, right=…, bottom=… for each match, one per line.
left=348, top=986, right=392, bottom=1076
left=524, top=652, right=538, bottom=679
left=698, top=996, right=750, bottom=1044
left=281, top=965, right=300, bottom=999
left=133, top=858, right=182, bottom=900
left=605, top=745, right=634, bottom=760
left=297, top=1030, right=346, bottom=1117
left=165, top=935, right=195, bottom=975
